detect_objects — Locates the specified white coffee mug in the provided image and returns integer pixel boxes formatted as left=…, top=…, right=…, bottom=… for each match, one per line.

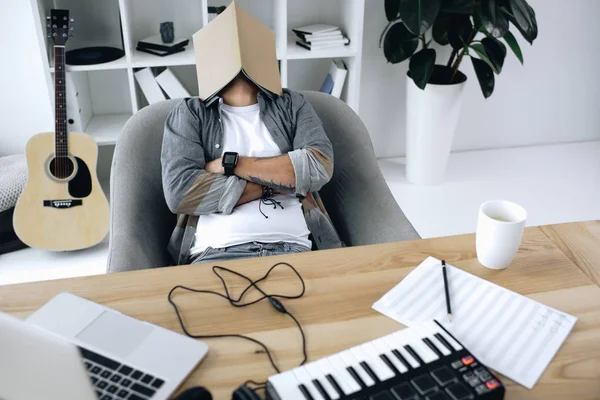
left=476, top=200, right=527, bottom=270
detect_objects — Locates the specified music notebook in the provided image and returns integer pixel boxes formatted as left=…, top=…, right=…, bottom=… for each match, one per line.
left=372, top=257, right=577, bottom=389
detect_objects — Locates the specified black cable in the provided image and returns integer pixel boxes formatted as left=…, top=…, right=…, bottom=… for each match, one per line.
left=167, top=262, right=307, bottom=379
left=258, top=196, right=284, bottom=218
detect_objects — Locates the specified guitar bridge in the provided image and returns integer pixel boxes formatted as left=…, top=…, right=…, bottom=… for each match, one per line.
left=43, top=200, right=82, bottom=208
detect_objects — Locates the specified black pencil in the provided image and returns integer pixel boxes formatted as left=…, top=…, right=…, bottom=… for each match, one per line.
left=442, top=260, right=452, bottom=322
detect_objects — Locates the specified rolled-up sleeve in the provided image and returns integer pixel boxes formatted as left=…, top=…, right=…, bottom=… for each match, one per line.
left=288, top=92, right=334, bottom=196
left=161, top=100, right=246, bottom=215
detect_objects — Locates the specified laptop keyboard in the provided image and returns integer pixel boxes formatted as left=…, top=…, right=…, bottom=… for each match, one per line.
left=79, top=347, right=165, bottom=400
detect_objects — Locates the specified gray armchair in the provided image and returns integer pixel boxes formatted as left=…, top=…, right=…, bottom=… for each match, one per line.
left=107, top=92, right=419, bottom=273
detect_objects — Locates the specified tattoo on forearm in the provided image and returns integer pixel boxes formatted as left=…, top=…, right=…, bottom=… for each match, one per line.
left=248, top=175, right=296, bottom=192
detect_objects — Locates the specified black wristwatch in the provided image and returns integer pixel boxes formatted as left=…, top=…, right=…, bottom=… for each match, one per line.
left=221, top=152, right=239, bottom=176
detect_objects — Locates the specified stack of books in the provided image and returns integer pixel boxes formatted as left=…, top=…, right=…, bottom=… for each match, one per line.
left=292, top=24, right=350, bottom=51
left=134, top=67, right=191, bottom=104
left=137, top=35, right=189, bottom=57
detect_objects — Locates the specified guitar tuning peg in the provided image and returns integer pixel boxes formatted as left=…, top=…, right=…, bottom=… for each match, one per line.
left=69, top=34, right=73, bottom=39
left=46, top=16, right=51, bottom=20
left=70, top=18, right=75, bottom=22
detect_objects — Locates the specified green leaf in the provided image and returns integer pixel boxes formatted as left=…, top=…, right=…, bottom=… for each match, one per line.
left=385, top=0, right=401, bottom=22
left=504, top=0, right=538, bottom=44
left=448, top=14, right=473, bottom=50
left=470, top=43, right=497, bottom=73
left=441, top=0, right=473, bottom=14
left=383, top=22, right=419, bottom=64
left=481, top=0, right=509, bottom=37
left=399, top=0, right=443, bottom=35
left=471, top=57, right=495, bottom=98
left=409, top=48, right=436, bottom=89
left=432, top=13, right=450, bottom=45
left=481, top=36, right=507, bottom=73
left=503, top=30, right=524, bottom=64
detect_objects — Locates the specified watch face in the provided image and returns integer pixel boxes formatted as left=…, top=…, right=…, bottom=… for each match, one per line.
left=223, top=154, right=237, bottom=164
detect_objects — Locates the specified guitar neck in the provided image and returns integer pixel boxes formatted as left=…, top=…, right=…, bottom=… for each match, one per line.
left=54, top=45, right=68, bottom=158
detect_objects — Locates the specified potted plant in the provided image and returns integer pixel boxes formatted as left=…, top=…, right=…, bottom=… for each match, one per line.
left=381, top=0, right=538, bottom=185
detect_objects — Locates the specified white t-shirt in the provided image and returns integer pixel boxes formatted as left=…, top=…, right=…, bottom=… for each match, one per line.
left=190, top=102, right=311, bottom=255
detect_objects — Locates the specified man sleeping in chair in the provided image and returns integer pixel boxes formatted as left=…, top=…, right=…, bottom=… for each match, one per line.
left=160, top=2, right=342, bottom=265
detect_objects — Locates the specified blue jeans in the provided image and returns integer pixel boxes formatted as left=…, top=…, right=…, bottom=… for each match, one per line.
left=189, top=241, right=311, bottom=264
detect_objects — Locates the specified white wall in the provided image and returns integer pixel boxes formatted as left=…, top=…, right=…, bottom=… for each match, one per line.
left=360, top=0, right=600, bottom=158
left=0, top=0, right=53, bottom=157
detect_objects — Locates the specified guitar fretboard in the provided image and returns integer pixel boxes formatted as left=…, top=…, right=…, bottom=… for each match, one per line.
left=54, top=45, right=68, bottom=158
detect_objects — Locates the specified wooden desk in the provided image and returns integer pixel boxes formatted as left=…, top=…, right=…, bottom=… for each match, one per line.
left=2, top=224, right=600, bottom=399
left=541, top=221, right=600, bottom=287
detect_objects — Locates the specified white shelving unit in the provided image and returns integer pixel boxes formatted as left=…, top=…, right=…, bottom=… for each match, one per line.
left=31, top=0, right=365, bottom=146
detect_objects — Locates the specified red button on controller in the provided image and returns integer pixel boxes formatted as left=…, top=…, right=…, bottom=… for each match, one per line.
left=461, top=355, right=475, bottom=366
left=486, top=379, right=500, bottom=389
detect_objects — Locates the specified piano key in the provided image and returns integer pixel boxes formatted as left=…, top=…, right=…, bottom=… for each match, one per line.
left=299, top=384, right=315, bottom=400
left=431, top=324, right=463, bottom=351
left=346, top=366, right=367, bottom=389
left=322, top=356, right=361, bottom=394
left=388, top=332, right=421, bottom=368
left=304, top=362, right=339, bottom=400
left=428, top=334, right=452, bottom=356
left=423, top=337, right=444, bottom=357
left=326, top=374, right=345, bottom=398
left=312, top=379, right=332, bottom=400
left=359, top=361, right=379, bottom=383
left=293, top=367, right=324, bottom=400
left=403, top=344, right=425, bottom=366
left=405, top=326, right=440, bottom=363
left=350, top=344, right=394, bottom=382
left=434, top=333, right=456, bottom=354
left=360, top=342, right=396, bottom=381
left=339, top=350, right=376, bottom=387
left=269, top=370, right=304, bottom=400
left=420, top=322, right=453, bottom=356
left=372, top=338, right=408, bottom=374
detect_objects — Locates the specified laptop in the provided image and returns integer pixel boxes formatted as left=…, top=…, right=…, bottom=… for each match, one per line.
left=0, top=292, right=208, bottom=400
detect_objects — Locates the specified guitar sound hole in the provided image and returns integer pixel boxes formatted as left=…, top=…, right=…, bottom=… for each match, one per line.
left=50, top=157, right=74, bottom=179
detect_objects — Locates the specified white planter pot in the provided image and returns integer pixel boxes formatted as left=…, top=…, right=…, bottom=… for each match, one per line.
left=405, top=68, right=467, bottom=185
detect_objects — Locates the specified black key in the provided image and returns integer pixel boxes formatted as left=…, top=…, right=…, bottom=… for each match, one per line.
left=151, top=378, right=165, bottom=389
left=404, top=345, right=424, bottom=366
left=121, top=378, right=132, bottom=388
left=326, top=374, right=345, bottom=397
left=380, top=354, right=400, bottom=375
left=425, top=391, right=450, bottom=400
left=117, top=365, right=133, bottom=376
left=116, top=389, right=129, bottom=399
left=91, top=366, right=102, bottom=375
left=312, top=379, right=331, bottom=400
left=299, top=384, right=315, bottom=400
left=107, top=385, right=118, bottom=394
left=445, top=382, right=472, bottom=400
left=347, top=366, right=367, bottom=388
left=391, top=382, right=418, bottom=400
left=131, top=370, right=143, bottom=380
left=423, top=338, right=443, bottom=358
left=129, top=395, right=146, bottom=400
left=110, top=374, right=122, bottom=384
left=91, top=376, right=99, bottom=384
left=84, top=361, right=92, bottom=369
left=141, top=374, right=153, bottom=384
left=96, top=390, right=102, bottom=398
left=411, top=374, right=438, bottom=395
left=80, top=348, right=121, bottom=370
left=100, top=395, right=113, bottom=400
left=101, top=370, right=112, bottom=379
left=434, top=333, right=455, bottom=353
left=98, top=380, right=109, bottom=389
left=369, top=391, right=396, bottom=400
left=431, top=366, right=456, bottom=386
left=131, top=383, right=156, bottom=397
left=392, top=349, right=412, bottom=370
left=360, top=361, right=380, bottom=383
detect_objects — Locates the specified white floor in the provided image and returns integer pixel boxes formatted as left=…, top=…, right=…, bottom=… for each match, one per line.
left=1, top=141, right=599, bottom=286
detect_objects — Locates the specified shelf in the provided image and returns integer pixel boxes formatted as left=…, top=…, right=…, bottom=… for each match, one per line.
left=130, top=46, right=196, bottom=68
left=286, top=37, right=357, bottom=60
left=50, top=56, right=128, bottom=72
left=84, top=113, right=132, bottom=145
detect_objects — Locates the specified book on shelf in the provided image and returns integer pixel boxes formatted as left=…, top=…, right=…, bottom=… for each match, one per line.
left=319, top=60, right=347, bottom=98
left=208, top=6, right=226, bottom=23
left=136, top=46, right=186, bottom=57
left=292, top=24, right=350, bottom=51
left=134, top=68, right=166, bottom=104
left=137, top=35, right=189, bottom=52
left=155, top=68, right=191, bottom=99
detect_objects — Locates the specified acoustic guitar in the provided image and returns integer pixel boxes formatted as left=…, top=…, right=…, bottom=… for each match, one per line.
left=13, top=9, right=109, bottom=251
